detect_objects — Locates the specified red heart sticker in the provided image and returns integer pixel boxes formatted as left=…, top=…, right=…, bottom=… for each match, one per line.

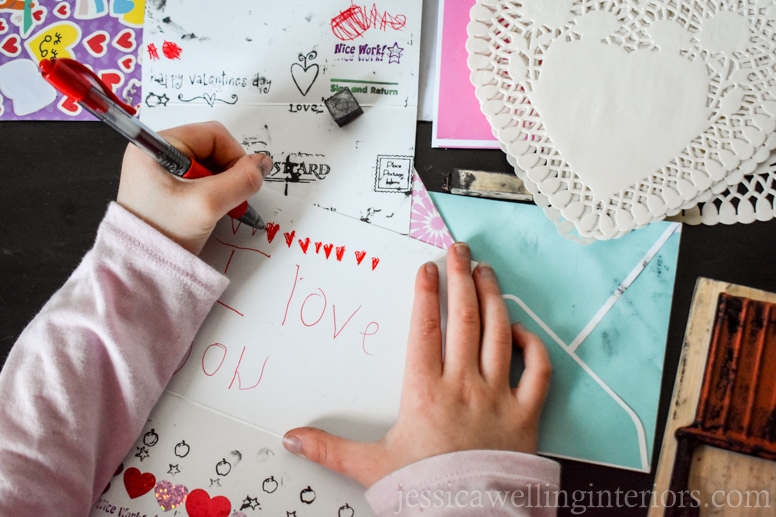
left=113, top=28, right=136, bottom=52
left=32, top=7, right=45, bottom=22
left=57, top=95, right=81, bottom=115
left=298, top=237, right=310, bottom=254
left=118, top=55, right=135, bottom=72
left=84, top=31, right=109, bottom=57
left=185, top=489, right=231, bottom=517
left=99, top=70, right=124, bottom=92
left=265, top=222, right=279, bottom=243
left=123, top=467, right=156, bottom=499
left=355, top=250, right=366, bottom=265
left=0, top=35, right=20, bottom=57
left=0, top=19, right=7, bottom=33
left=54, top=2, right=70, bottom=18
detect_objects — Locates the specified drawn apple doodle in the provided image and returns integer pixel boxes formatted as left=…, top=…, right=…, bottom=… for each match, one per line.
left=291, top=50, right=319, bottom=96
left=299, top=486, right=316, bottom=504
left=262, top=475, right=278, bottom=494
left=215, top=458, right=232, bottom=476
left=174, top=439, right=190, bottom=458
left=143, top=428, right=159, bottom=447
left=339, top=503, right=355, bottom=517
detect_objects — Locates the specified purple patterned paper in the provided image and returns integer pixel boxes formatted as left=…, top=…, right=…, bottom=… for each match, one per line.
left=0, top=0, right=143, bottom=121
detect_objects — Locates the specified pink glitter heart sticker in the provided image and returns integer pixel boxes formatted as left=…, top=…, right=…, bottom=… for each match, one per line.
left=154, top=480, right=189, bottom=511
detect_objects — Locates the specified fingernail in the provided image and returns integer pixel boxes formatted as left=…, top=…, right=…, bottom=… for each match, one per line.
left=424, top=261, right=439, bottom=278
left=476, top=262, right=495, bottom=279
left=454, top=242, right=470, bottom=261
left=283, top=433, right=304, bottom=457
left=257, top=154, right=273, bottom=178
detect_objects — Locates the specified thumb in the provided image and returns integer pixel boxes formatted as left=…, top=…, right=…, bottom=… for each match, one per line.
left=283, top=428, right=385, bottom=487
left=199, top=153, right=271, bottom=217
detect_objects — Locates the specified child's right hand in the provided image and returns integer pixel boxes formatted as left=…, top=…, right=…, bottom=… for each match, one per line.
left=282, top=242, right=553, bottom=487
left=116, top=121, right=273, bottom=255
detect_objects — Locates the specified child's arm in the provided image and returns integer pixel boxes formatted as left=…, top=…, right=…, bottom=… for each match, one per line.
left=284, top=243, right=560, bottom=516
left=0, top=122, right=271, bottom=515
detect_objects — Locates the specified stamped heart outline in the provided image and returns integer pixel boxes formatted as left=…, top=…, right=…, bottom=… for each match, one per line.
left=291, top=50, right=319, bottom=96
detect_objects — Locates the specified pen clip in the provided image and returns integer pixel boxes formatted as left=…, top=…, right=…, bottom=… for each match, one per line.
left=39, top=57, right=137, bottom=116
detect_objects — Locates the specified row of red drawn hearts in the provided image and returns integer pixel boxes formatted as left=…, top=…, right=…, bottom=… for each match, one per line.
left=265, top=222, right=381, bottom=270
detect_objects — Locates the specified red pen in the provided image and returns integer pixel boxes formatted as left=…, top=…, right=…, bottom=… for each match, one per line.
left=39, top=57, right=265, bottom=230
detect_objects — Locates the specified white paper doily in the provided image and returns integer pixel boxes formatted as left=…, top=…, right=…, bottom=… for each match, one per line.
left=468, top=0, right=776, bottom=240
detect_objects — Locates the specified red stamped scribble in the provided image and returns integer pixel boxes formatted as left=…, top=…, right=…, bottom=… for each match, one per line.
left=335, top=246, right=346, bottom=261
left=162, top=40, right=182, bottom=60
left=355, top=250, right=367, bottom=265
left=266, top=222, right=280, bottom=243
left=147, top=42, right=159, bottom=61
left=331, top=3, right=406, bottom=41
left=284, top=231, right=296, bottom=247
left=371, top=257, right=380, bottom=270
left=298, top=237, right=311, bottom=254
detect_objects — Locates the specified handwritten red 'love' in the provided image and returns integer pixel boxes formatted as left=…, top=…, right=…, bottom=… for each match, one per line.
left=185, top=489, right=231, bottom=517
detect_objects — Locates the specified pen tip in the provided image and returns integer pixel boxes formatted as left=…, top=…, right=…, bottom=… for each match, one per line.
left=239, top=205, right=266, bottom=230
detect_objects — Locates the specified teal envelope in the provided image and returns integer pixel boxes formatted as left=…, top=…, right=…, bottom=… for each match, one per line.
left=431, top=192, right=681, bottom=472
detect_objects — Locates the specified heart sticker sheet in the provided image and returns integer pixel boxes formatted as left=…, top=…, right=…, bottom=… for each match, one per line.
left=0, top=0, right=143, bottom=120
left=468, top=0, right=776, bottom=240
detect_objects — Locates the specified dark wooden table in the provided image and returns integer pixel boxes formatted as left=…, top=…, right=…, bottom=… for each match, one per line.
left=2, top=120, right=775, bottom=516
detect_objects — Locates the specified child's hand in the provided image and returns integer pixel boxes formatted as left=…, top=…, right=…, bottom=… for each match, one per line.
left=282, top=242, right=552, bottom=487
left=116, top=121, right=272, bottom=255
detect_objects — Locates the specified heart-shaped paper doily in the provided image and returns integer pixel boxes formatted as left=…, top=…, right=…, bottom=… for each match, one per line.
left=468, top=0, right=776, bottom=240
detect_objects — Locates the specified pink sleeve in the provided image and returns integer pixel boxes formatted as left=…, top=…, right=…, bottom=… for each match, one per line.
left=0, top=203, right=228, bottom=515
left=365, top=450, right=561, bottom=516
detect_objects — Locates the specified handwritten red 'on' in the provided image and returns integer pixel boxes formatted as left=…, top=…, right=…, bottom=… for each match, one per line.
left=265, top=222, right=280, bottom=243
left=298, top=237, right=311, bottom=254
left=185, top=489, right=231, bottom=517
left=284, top=231, right=296, bottom=247
left=355, top=250, right=367, bottom=265
left=336, top=246, right=346, bottom=261
left=123, top=468, right=155, bottom=499
left=371, top=257, right=380, bottom=270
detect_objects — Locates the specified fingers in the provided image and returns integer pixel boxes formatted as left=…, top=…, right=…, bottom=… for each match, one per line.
left=404, top=262, right=443, bottom=381
left=283, top=429, right=383, bottom=487
left=196, top=153, right=271, bottom=218
left=512, top=323, right=552, bottom=415
left=160, top=121, right=247, bottom=171
left=473, top=263, right=513, bottom=383
left=444, top=243, right=481, bottom=374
